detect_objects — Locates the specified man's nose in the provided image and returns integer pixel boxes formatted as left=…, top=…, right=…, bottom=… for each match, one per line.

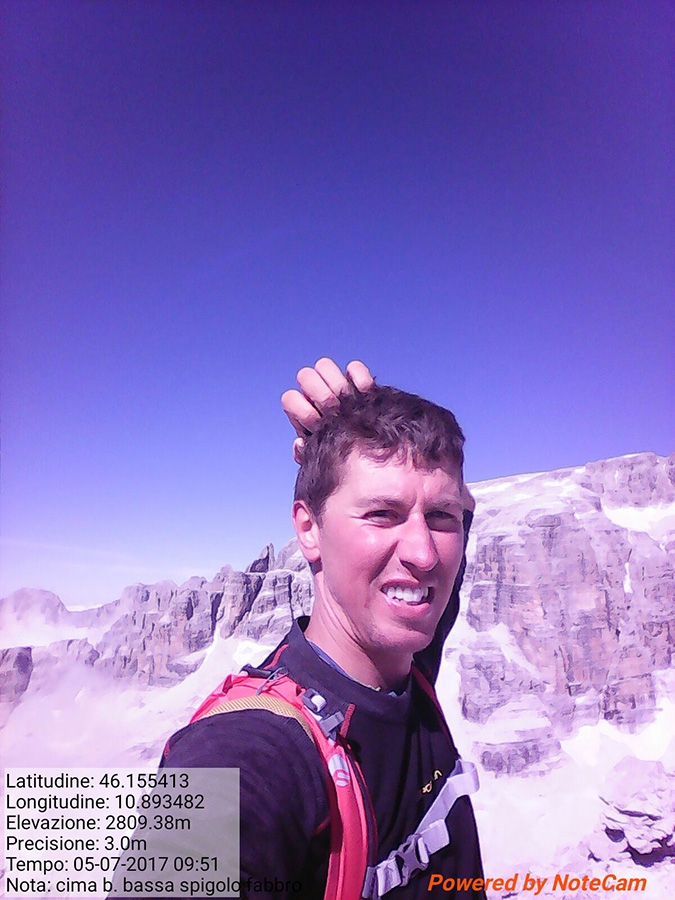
left=397, top=515, right=439, bottom=571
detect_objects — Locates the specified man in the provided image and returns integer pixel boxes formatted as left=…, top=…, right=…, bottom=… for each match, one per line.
left=162, top=360, right=484, bottom=899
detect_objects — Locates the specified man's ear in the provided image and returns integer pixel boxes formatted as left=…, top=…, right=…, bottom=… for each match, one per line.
left=292, top=500, right=322, bottom=564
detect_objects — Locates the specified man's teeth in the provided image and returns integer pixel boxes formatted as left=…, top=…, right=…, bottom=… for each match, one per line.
left=383, top=586, right=430, bottom=604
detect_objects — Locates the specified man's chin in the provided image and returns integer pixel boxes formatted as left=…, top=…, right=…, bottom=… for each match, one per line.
left=372, top=622, right=437, bottom=660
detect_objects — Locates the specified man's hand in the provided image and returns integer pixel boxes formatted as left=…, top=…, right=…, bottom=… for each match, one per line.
left=281, top=358, right=476, bottom=512
left=281, top=358, right=374, bottom=463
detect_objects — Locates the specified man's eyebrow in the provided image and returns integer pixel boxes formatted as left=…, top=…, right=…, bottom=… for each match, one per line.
left=354, top=495, right=405, bottom=508
left=426, top=501, right=464, bottom=514
left=355, top=496, right=463, bottom=511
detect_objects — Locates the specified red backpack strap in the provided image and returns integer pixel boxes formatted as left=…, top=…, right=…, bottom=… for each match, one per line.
left=190, top=670, right=370, bottom=900
left=319, top=728, right=370, bottom=900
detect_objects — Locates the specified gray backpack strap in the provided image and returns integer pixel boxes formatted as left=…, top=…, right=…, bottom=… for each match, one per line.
left=362, top=759, right=479, bottom=899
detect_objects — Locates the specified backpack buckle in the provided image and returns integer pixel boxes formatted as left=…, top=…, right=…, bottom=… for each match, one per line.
left=363, top=833, right=430, bottom=898
left=392, top=833, right=430, bottom=883
left=248, top=666, right=288, bottom=694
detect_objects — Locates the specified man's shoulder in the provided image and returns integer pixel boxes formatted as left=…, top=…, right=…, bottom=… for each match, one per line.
left=164, top=696, right=321, bottom=770
left=161, top=670, right=332, bottom=896
left=163, top=619, right=324, bottom=768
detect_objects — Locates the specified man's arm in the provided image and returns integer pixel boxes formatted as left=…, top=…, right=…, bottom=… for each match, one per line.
left=162, top=713, right=329, bottom=899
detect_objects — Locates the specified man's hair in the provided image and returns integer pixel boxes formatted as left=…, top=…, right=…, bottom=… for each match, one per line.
left=294, top=384, right=465, bottom=520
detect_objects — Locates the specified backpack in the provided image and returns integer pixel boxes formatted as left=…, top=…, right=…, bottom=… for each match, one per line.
left=189, top=661, right=479, bottom=900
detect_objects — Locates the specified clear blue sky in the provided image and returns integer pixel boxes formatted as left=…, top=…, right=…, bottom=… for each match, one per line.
left=2, top=1, right=673, bottom=607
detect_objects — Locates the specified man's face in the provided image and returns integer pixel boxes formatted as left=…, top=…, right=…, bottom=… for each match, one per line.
left=297, top=447, right=465, bottom=682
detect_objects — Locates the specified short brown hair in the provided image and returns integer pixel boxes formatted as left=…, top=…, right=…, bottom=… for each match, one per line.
left=294, top=384, right=465, bottom=520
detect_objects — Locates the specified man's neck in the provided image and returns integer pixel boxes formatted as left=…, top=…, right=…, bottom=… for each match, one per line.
left=304, top=612, right=411, bottom=692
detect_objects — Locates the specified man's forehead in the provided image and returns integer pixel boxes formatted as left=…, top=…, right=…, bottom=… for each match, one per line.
left=337, top=445, right=463, bottom=496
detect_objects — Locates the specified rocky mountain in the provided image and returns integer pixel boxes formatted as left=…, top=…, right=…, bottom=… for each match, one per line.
left=459, top=451, right=675, bottom=775
left=2, top=450, right=674, bottom=897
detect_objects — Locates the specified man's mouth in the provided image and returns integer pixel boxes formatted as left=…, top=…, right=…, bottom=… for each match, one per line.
left=382, top=585, right=432, bottom=606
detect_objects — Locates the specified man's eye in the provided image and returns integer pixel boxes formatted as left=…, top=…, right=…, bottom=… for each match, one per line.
left=428, top=512, right=461, bottom=529
left=367, top=510, right=395, bottom=521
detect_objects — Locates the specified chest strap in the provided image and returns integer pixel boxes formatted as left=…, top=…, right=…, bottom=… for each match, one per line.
left=362, top=759, right=479, bottom=899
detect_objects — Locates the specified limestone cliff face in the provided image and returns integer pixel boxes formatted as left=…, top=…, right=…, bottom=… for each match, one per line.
left=88, top=543, right=312, bottom=685
left=585, top=756, right=675, bottom=865
left=460, top=451, right=674, bottom=774
left=235, top=542, right=313, bottom=641
left=94, top=578, right=216, bottom=683
left=0, top=647, right=33, bottom=727
left=0, top=544, right=313, bottom=688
